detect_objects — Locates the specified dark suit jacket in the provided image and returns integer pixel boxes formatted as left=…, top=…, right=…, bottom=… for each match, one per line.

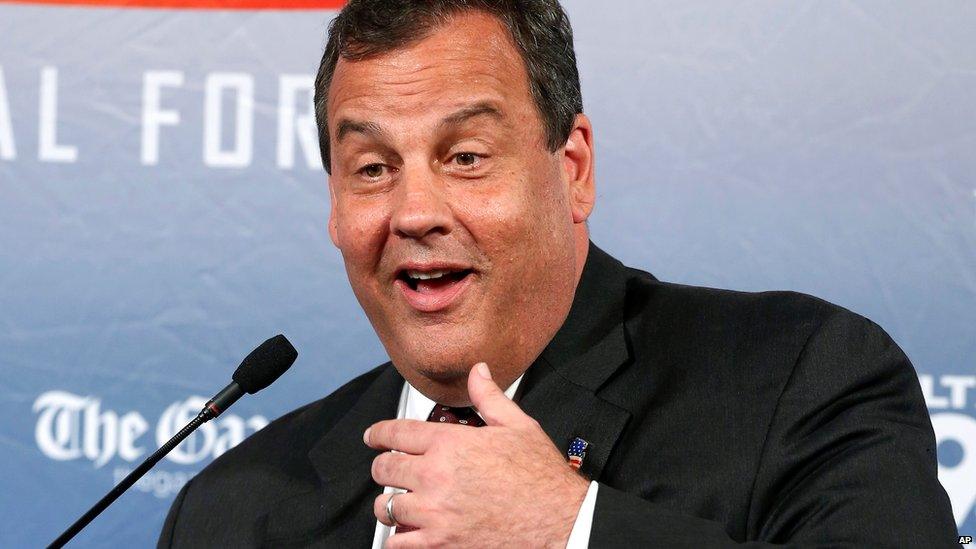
left=159, top=243, right=959, bottom=548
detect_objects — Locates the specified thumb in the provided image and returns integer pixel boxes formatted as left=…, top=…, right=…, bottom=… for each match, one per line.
left=468, top=363, right=528, bottom=427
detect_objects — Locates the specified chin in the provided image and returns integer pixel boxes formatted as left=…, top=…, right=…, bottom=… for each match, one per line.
left=388, top=344, right=496, bottom=405
left=413, top=359, right=472, bottom=382
left=394, top=357, right=471, bottom=404
left=384, top=325, right=479, bottom=373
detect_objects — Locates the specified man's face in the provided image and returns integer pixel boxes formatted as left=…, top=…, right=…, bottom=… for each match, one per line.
left=326, top=11, right=594, bottom=404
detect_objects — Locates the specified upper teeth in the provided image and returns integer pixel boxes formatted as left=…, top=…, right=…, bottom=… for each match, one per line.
left=407, top=269, right=450, bottom=280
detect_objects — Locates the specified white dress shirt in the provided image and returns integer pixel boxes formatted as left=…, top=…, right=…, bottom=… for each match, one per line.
left=371, top=377, right=599, bottom=548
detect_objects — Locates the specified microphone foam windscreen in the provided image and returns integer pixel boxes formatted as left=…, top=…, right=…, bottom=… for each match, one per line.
left=232, top=334, right=298, bottom=394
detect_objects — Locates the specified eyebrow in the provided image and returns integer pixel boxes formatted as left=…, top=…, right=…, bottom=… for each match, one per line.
left=334, top=102, right=504, bottom=143
left=439, top=102, right=504, bottom=128
left=335, top=119, right=389, bottom=143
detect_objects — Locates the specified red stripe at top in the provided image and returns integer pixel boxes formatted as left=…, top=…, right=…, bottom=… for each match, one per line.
left=0, top=0, right=343, bottom=9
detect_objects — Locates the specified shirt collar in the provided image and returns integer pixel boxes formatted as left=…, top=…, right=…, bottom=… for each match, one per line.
left=401, top=374, right=524, bottom=421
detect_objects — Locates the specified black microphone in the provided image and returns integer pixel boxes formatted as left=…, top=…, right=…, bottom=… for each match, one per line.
left=48, top=334, right=298, bottom=549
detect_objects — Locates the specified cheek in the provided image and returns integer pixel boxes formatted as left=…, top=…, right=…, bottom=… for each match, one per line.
left=335, top=197, right=391, bottom=269
left=494, top=176, right=570, bottom=248
left=457, top=164, right=566, bottom=236
left=453, top=176, right=574, bottom=302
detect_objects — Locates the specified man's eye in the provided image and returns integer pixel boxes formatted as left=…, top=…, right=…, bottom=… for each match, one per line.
left=453, top=153, right=479, bottom=167
left=359, top=164, right=386, bottom=178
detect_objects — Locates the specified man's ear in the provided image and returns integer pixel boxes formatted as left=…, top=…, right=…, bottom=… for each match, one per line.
left=562, top=113, right=596, bottom=224
left=328, top=177, right=340, bottom=247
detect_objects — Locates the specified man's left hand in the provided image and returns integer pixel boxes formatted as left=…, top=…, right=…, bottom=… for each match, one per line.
left=366, top=362, right=590, bottom=548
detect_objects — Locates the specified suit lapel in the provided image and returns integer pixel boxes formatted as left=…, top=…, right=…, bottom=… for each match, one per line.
left=260, top=365, right=403, bottom=547
left=519, top=243, right=636, bottom=481
left=519, top=354, right=631, bottom=482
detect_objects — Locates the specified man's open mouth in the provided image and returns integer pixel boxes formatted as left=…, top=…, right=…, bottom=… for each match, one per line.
left=397, top=268, right=474, bottom=294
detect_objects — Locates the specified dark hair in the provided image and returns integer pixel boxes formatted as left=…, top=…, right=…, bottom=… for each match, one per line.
left=313, top=0, right=583, bottom=174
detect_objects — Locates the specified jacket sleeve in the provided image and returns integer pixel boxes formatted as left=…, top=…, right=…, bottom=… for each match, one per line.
left=588, top=310, right=959, bottom=548
left=156, top=478, right=192, bottom=549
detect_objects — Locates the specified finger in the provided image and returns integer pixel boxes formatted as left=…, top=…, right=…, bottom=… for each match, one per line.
left=373, top=491, right=426, bottom=529
left=385, top=530, right=427, bottom=549
left=371, top=451, right=421, bottom=490
left=374, top=490, right=400, bottom=527
left=365, top=419, right=459, bottom=453
left=467, top=362, right=530, bottom=427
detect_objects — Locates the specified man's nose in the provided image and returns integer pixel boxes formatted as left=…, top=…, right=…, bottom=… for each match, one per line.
left=389, top=168, right=454, bottom=240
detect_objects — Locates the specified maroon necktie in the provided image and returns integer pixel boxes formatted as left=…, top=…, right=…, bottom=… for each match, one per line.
left=427, top=404, right=487, bottom=427
left=395, top=404, right=485, bottom=534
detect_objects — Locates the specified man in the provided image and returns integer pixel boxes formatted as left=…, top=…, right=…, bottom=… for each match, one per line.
left=159, top=1, right=959, bottom=547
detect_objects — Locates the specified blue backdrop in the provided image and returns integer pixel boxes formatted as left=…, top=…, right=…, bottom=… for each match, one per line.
left=1, top=1, right=973, bottom=546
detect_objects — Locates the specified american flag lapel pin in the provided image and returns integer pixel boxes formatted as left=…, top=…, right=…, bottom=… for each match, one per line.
left=567, top=437, right=589, bottom=470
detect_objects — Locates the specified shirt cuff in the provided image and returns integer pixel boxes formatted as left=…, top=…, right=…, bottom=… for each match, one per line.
left=566, top=481, right=599, bottom=549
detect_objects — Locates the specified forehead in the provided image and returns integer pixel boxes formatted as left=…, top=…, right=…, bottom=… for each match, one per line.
left=327, top=11, right=535, bottom=127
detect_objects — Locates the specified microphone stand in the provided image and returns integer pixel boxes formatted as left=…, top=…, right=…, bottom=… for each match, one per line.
left=47, top=332, right=294, bottom=548
left=48, top=394, right=232, bottom=548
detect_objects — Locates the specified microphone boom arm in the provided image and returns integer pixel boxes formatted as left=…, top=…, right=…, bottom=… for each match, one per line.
left=48, top=393, right=227, bottom=549
left=47, top=333, right=296, bottom=548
